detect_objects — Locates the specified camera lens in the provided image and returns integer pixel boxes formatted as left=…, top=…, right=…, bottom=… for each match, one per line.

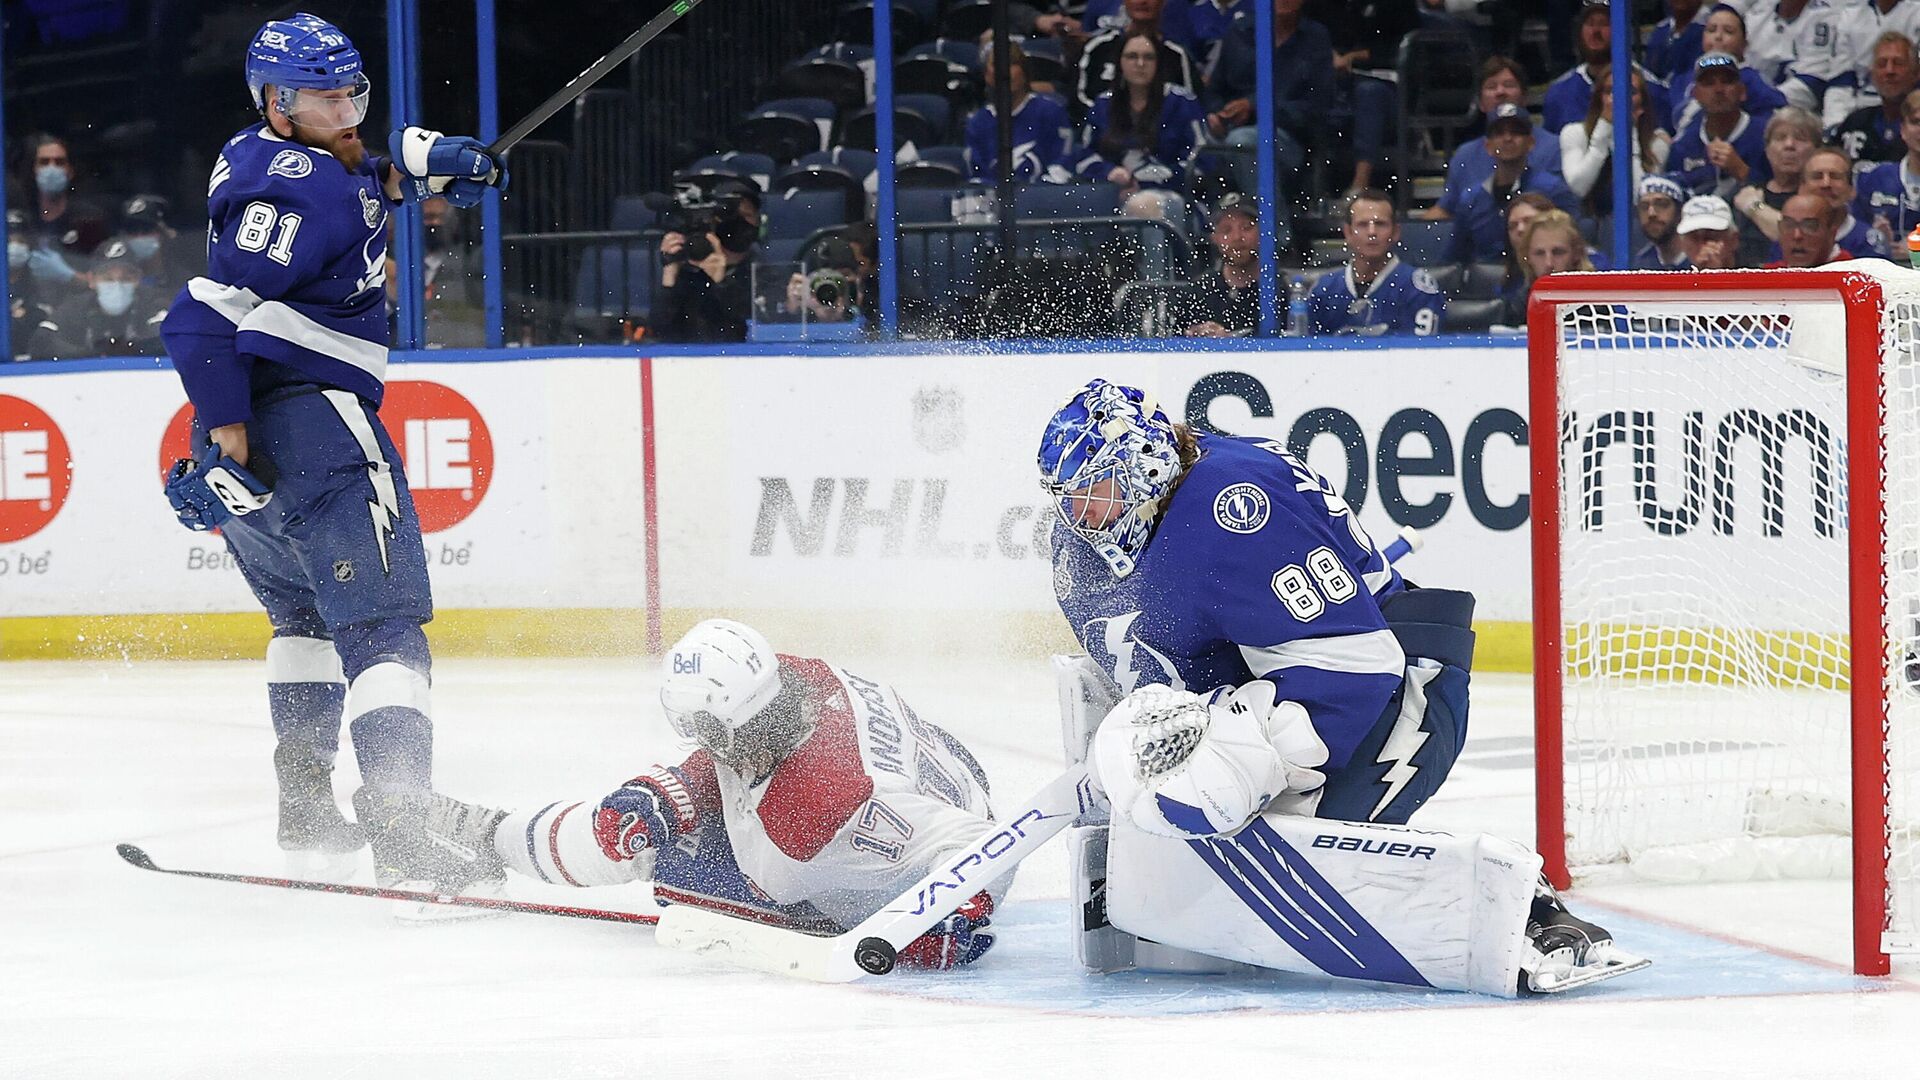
left=812, top=278, right=841, bottom=305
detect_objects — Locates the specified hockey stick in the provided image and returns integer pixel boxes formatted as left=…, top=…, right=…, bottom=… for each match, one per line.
left=115, top=843, right=659, bottom=926
left=654, top=765, right=1100, bottom=981
left=488, top=0, right=709, bottom=156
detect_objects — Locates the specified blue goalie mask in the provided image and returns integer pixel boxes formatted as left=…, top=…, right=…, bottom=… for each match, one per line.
left=246, top=13, right=371, bottom=130
left=1037, top=379, right=1183, bottom=577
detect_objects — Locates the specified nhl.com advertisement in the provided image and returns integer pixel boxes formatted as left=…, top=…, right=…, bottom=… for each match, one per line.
left=0, top=346, right=1850, bottom=650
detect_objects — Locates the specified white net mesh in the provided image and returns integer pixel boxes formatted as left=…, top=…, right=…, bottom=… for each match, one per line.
left=1545, top=264, right=1920, bottom=959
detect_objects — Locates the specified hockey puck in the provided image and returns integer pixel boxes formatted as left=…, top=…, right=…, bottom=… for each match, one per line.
left=853, top=936, right=896, bottom=975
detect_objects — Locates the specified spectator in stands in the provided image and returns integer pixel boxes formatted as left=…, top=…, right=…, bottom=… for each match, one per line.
left=1746, top=0, right=1850, bottom=121
left=1633, top=175, right=1693, bottom=268
left=1306, top=0, right=1420, bottom=196
left=1668, top=51, right=1774, bottom=197
left=1184, top=192, right=1260, bottom=336
left=1831, top=6, right=1920, bottom=119
left=1559, top=65, right=1675, bottom=216
left=967, top=41, right=1077, bottom=183
left=1431, top=104, right=1581, bottom=264
left=653, top=181, right=761, bottom=343
left=7, top=209, right=60, bottom=360
left=1306, top=189, right=1445, bottom=337
left=1077, top=0, right=1201, bottom=111
left=1853, top=88, right=1920, bottom=248
left=1544, top=1, right=1673, bottom=133
left=1423, top=57, right=1564, bottom=222
left=1500, top=209, right=1594, bottom=325
left=1669, top=5, right=1790, bottom=132
left=12, top=134, right=109, bottom=294
left=1078, top=25, right=1209, bottom=210
left=1678, top=194, right=1744, bottom=267
left=1794, top=144, right=1890, bottom=257
left=44, top=238, right=166, bottom=359
left=1496, top=192, right=1559, bottom=318
left=420, top=198, right=486, bottom=347
left=1768, top=190, right=1851, bottom=266
left=1204, top=0, right=1334, bottom=223
left=1832, top=31, right=1919, bottom=164
left=115, top=193, right=188, bottom=299
left=1647, top=0, right=1710, bottom=81
left=1729, top=109, right=1846, bottom=259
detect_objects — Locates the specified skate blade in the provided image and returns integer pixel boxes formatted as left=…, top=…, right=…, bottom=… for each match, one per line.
left=283, top=847, right=362, bottom=884
left=1525, top=946, right=1652, bottom=994
left=390, top=878, right=510, bottom=925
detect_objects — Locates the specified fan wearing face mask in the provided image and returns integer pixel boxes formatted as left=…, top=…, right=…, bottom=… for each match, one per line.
left=12, top=133, right=112, bottom=297
left=45, top=238, right=166, bottom=359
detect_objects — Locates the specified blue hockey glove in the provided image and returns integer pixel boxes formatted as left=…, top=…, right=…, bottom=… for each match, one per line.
left=591, top=766, right=702, bottom=862
left=897, top=891, right=997, bottom=970
left=163, top=443, right=273, bottom=531
left=390, top=126, right=507, bottom=206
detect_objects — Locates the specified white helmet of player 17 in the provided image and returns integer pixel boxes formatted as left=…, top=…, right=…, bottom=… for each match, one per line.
left=659, top=619, right=788, bottom=769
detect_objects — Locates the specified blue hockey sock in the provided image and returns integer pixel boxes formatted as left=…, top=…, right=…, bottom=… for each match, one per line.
left=346, top=660, right=433, bottom=792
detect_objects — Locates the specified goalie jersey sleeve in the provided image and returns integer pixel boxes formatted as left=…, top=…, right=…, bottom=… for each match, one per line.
left=711, top=657, right=1000, bottom=929
left=160, top=124, right=392, bottom=428
left=1052, top=434, right=1406, bottom=770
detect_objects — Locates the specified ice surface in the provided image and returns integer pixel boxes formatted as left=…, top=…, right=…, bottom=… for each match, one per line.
left=3, top=659, right=1916, bottom=1079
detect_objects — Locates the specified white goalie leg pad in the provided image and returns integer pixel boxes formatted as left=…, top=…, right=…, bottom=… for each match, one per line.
left=495, top=800, right=650, bottom=888
left=1105, top=812, right=1542, bottom=996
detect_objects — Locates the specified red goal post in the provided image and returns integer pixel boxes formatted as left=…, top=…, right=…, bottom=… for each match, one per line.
left=1527, top=264, right=1917, bottom=977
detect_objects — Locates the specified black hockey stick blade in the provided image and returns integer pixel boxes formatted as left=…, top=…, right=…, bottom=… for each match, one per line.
left=115, top=843, right=659, bottom=925
left=488, top=0, right=709, bottom=156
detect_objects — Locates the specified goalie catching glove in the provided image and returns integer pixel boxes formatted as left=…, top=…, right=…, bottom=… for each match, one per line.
left=1092, top=681, right=1328, bottom=838
left=391, top=126, right=508, bottom=207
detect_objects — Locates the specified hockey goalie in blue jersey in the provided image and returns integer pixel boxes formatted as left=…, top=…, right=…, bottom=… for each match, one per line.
left=156, top=13, right=507, bottom=895
left=1038, top=380, right=1647, bottom=995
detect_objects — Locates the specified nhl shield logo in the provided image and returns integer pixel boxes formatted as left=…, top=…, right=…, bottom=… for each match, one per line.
left=1213, top=483, right=1270, bottom=534
left=912, top=385, right=965, bottom=454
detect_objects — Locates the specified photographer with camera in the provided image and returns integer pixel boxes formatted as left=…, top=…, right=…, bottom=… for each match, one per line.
left=780, top=238, right=865, bottom=328
left=653, top=180, right=762, bottom=343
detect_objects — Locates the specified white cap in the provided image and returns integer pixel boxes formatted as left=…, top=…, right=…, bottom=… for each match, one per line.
left=1678, top=195, right=1734, bottom=234
left=659, top=619, right=781, bottom=743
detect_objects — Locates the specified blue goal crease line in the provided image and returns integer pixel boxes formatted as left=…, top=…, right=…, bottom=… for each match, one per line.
left=856, top=899, right=1893, bottom=1018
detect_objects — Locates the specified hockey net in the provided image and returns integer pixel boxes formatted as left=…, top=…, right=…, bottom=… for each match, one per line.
left=1528, top=262, right=1920, bottom=975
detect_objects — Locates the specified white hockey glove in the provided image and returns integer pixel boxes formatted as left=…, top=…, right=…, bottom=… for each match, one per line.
left=1091, top=681, right=1328, bottom=839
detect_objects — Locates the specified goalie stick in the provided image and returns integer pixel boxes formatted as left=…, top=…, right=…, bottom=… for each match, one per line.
left=115, top=843, right=659, bottom=926
left=654, top=766, right=1100, bottom=982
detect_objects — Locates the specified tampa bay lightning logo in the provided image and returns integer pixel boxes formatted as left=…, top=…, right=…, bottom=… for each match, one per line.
left=268, top=149, right=313, bottom=180
left=1213, top=483, right=1270, bottom=534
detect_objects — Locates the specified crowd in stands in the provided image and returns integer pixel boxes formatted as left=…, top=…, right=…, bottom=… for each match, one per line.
left=17, top=0, right=1920, bottom=355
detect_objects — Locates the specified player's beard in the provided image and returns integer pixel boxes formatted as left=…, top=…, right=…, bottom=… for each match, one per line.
left=293, top=122, right=366, bottom=171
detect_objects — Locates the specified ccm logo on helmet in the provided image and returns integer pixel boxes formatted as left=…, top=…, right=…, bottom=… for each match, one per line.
left=671, top=653, right=702, bottom=675
left=1311, top=835, right=1436, bottom=859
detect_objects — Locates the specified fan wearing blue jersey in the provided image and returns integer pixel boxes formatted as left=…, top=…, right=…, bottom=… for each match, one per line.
left=1307, top=191, right=1444, bottom=337
left=157, top=13, right=507, bottom=893
left=1037, top=380, right=1645, bottom=993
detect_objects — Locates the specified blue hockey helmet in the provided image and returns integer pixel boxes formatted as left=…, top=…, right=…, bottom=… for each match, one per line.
left=245, top=13, right=370, bottom=129
left=1037, top=379, right=1184, bottom=577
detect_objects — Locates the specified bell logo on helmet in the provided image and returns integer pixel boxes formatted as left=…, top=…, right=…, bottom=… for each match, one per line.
left=672, top=653, right=702, bottom=675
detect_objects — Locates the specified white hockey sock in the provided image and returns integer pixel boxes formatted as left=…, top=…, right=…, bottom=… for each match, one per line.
left=496, top=800, right=645, bottom=887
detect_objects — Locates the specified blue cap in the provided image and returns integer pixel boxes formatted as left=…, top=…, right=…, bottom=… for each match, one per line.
left=1488, top=102, right=1532, bottom=131
left=1695, top=51, right=1739, bottom=75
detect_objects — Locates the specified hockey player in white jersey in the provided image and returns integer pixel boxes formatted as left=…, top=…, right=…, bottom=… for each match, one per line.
left=1039, top=380, right=1647, bottom=994
left=429, top=619, right=1005, bottom=969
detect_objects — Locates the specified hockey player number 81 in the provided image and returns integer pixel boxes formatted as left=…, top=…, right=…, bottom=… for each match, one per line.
left=234, top=201, right=303, bottom=266
left=1270, top=546, right=1357, bottom=622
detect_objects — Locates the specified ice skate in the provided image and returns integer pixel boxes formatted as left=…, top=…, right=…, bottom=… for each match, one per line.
left=1519, top=879, right=1651, bottom=994
left=274, top=743, right=364, bottom=882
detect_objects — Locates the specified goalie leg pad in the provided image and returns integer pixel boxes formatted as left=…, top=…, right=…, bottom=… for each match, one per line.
left=1105, top=812, right=1540, bottom=996
left=1070, top=825, right=1256, bottom=974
